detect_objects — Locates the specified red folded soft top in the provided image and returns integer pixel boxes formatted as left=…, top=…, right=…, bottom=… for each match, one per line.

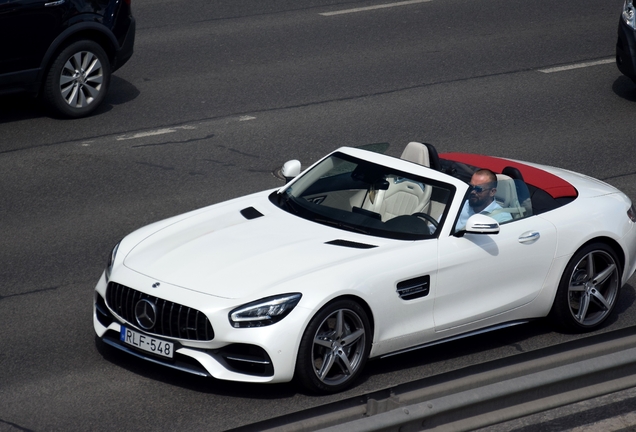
left=440, top=153, right=578, bottom=199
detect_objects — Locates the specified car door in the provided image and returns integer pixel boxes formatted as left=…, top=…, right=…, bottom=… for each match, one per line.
left=368, top=238, right=440, bottom=356
left=433, top=216, right=557, bottom=332
left=0, top=0, right=68, bottom=75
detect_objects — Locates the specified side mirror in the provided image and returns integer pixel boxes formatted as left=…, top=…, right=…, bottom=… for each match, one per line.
left=281, top=160, right=301, bottom=183
left=465, top=214, right=500, bottom=235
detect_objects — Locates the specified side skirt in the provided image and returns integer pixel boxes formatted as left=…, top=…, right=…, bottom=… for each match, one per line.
left=380, top=320, right=531, bottom=359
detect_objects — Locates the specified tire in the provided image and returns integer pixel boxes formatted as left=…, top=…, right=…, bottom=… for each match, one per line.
left=295, top=299, right=371, bottom=393
left=43, top=40, right=111, bottom=118
left=549, top=242, right=621, bottom=332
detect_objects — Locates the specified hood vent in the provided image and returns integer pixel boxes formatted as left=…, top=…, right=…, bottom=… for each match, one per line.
left=240, top=207, right=264, bottom=220
left=326, top=239, right=377, bottom=249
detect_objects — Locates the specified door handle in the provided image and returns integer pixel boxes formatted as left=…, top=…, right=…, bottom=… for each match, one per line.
left=519, top=231, right=540, bottom=244
left=45, top=0, right=65, bottom=6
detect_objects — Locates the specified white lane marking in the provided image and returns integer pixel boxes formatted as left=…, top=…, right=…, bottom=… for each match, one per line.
left=116, top=126, right=196, bottom=141
left=239, top=116, right=256, bottom=121
left=117, top=128, right=177, bottom=140
left=538, top=58, right=614, bottom=74
left=320, top=0, right=432, bottom=16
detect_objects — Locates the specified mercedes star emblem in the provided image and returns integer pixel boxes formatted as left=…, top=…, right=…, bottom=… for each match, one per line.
left=134, top=299, right=157, bottom=330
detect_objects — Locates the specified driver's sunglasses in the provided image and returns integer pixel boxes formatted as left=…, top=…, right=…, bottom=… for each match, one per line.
left=469, top=184, right=493, bottom=193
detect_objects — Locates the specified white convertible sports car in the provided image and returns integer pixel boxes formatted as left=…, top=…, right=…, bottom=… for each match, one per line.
left=94, top=142, right=636, bottom=393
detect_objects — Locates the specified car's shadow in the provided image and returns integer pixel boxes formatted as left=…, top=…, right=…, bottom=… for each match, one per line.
left=612, top=75, right=636, bottom=101
left=103, top=75, right=140, bottom=108
left=0, top=75, right=140, bottom=123
left=94, top=284, right=636, bottom=400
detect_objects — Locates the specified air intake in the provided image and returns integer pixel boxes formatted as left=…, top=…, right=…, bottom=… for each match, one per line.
left=325, top=239, right=377, bottom=249
left=240, top=207, right=264, bottom=220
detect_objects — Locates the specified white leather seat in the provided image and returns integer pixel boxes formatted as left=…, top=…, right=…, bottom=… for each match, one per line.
left=494, top=174, right=526, bottom=219
left=377, top=178, right=430, bottom=221
left=364, top=142, right=434, bottom=221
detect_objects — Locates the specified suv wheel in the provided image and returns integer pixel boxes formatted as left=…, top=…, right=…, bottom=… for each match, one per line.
left=43, top=40, right=111, bottom=118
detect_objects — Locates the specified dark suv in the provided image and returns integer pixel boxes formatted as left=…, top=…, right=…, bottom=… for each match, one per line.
left=0, top=0, right=135, bottom=118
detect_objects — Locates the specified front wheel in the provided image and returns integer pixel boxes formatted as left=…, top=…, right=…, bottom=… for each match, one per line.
left=295, top=299, right=371, bottom=393
left=42, top=40, right=111, bottom=118
left=550, top=242, right=621, bottom=332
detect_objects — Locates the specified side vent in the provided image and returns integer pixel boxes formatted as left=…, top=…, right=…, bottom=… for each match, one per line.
left=397, top=276, right=430, bottom=300
left=325, top=239, right=377, bottom=249
left=240, top=207, right=264, bottom=220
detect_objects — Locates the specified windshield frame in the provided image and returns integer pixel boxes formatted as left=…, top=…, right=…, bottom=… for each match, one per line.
left=270, top=151, right=456, bottom=241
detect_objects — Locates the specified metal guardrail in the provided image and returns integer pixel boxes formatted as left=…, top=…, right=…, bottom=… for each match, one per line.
left=230, top=326, right=636, bottom=432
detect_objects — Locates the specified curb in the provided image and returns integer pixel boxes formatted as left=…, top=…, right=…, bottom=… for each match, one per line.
left=326, top=346, right=636, bottom=431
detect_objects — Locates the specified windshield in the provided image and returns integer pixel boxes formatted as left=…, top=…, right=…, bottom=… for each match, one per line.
left=271, top=152, right=455, bottom=240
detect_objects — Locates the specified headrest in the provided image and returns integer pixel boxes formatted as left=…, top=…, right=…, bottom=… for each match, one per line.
left=401, top=142, right=431, bottom=167
left=495, top=174, right=516, bottom=207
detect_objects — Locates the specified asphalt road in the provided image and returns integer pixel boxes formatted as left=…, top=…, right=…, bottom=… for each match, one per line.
left=1, top=0, right=636, bottom=430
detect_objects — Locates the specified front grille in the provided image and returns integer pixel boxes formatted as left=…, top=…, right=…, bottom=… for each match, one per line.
left=105, top=282, right=214, bottom=341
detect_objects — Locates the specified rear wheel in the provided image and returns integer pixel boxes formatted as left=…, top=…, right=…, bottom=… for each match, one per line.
left=43, top=40, right=111, bottom=118
left=550, top=242, right=621, bottom=332
left=295, top=299, right=371, bottom=393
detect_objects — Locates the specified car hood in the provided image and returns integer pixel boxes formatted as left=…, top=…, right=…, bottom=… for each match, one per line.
left=123, top=193, right=393, bottom=299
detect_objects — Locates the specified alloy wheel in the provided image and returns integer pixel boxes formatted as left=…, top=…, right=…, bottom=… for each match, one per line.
left=311, top=308, right=367, bottom=387
left=59, top=51, right=104, bottom=109
left=567, top=250, right=619, bottom=327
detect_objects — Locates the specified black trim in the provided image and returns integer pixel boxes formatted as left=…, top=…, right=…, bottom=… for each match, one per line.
left=240, top=207, right=264, bottom=220
left=214, top=344, right=274, bottom=377
left=95, top=293, right=115, bottom=327
left=325, top=239, right=378, bottom=249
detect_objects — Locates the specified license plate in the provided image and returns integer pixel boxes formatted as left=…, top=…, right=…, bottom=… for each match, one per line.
left=120, top=326, right=174, bottom=359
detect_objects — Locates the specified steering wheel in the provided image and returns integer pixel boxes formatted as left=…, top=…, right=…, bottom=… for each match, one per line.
left=412, top=212, right=439, bottom=228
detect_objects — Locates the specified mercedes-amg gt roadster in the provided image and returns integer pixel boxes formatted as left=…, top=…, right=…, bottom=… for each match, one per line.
left=94, top=142, right=636, bottom=393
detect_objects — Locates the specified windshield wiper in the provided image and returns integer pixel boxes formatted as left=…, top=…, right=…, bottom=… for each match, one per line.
left=314, top=218, right=370, bottom=235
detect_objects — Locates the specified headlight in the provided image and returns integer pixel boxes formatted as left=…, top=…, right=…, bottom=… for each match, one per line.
left=623, top=0, right=636, bottom=29
left=105, top=242, right=120, bottom=282
left=229, top=293, right=302, bottom=328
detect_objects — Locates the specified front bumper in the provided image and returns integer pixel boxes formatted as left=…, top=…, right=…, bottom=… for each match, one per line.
left=93, top=272, right=304, bottom=384
left=617, top=17, right=636, bottom=82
